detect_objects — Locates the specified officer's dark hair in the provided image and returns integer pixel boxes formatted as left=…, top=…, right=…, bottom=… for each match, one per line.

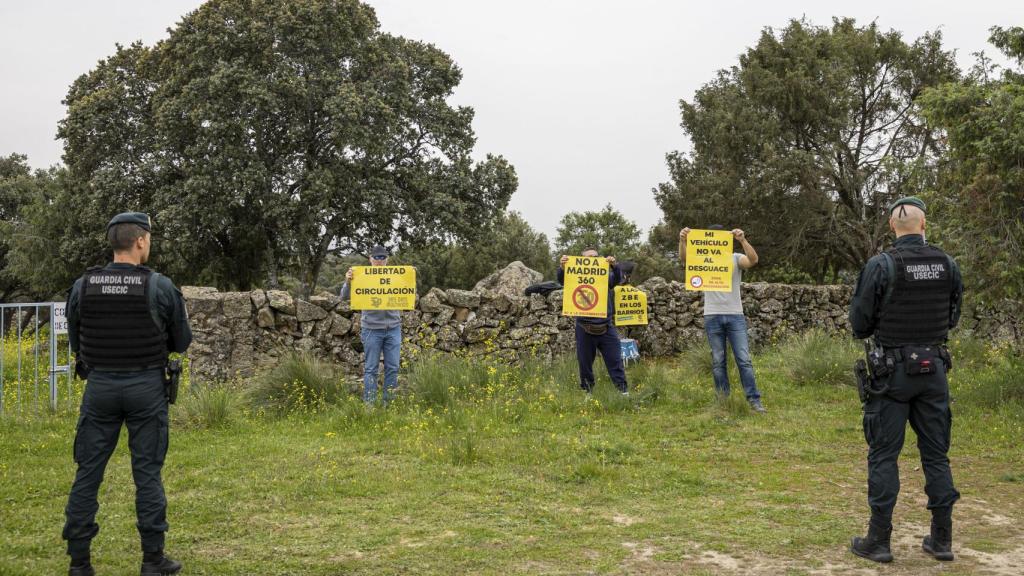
left=582, top=246, right=599, bottom=254
left=107, top=223, right=148, bottom=252
left=708, top=224, right=725, bottom=230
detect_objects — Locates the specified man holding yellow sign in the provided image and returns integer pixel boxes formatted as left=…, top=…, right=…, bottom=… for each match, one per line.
left=679, top=226, right=766, bottom=413
left=558, top=249, right=629, bottom=395
left=340, top=245, right=414, bottom=404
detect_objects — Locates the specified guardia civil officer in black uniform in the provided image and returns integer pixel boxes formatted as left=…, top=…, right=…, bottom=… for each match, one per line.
left=848, top=197, right=963, bottom=564
left=62, top=212, right=192, bottom=576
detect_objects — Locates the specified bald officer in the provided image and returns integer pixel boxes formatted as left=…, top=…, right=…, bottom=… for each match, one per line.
left=62, top=212, right=192, bottom=576
left=848, top=197, right=963, bottom=564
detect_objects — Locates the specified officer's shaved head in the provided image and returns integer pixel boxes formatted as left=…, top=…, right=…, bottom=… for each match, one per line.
left=889, top=204, right=926, bottom=236
left=108, top=223, right=149, bottom=253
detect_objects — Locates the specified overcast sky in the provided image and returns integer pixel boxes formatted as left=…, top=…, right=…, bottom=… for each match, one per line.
left=0, top=1, right=1015, bottom=240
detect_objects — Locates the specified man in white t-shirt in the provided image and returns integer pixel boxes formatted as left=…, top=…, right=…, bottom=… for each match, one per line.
left=679, top=225, right=766, bottom=413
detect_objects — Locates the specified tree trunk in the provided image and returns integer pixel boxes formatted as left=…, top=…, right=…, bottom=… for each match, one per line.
left=265, top=237, right=281, bottom=290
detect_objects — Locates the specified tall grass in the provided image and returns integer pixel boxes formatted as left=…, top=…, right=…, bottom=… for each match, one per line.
left=1, top=330, right=68, bottom=414
left=676, top=340, right=713, bottom=378
left=949, top=338, right=1024, bottom=410
left=4, top=331, right=1021, bottom=424
left=404, top=354, right=492, bottom=409
left=250, top=351, right=348, bottom=413
left=775, top=329, right=861, bottom=387
left=3, top=331, right=1023, bottom=575
left=171, top=384, right=246, bottom=429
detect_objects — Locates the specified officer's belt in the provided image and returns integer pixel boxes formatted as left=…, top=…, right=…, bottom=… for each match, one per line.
left=882, top=348, right=907, bottom=362
left=882, top=346, right=947, bottom=363
left=88, top=363, right=167, bottom=373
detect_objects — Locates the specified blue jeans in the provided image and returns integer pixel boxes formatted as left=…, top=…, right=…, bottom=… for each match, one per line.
left=704, top=314, right=761, bottom=400
left=361, top=326, right=401, bottom=404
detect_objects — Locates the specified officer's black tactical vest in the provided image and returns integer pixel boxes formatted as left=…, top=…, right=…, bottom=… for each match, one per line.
left=78, top=266, right=167, bottom=370
left=876, top=245, right=954, bottom=347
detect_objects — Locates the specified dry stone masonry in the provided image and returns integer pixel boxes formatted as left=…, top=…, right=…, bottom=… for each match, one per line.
left=181, top=261, right=1019, bottom=384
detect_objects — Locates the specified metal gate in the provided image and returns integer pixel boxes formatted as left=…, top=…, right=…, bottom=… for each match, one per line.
left=0, top=302, right=76, bottom=416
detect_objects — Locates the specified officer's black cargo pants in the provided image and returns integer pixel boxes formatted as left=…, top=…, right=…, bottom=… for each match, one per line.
left=863, top=357, right=960, bottom=524
left=63, top=369, right=169, bottom=557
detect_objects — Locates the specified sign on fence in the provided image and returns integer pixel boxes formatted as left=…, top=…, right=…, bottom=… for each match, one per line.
left=0, top=302, right=74, bottom=415
left=51, top=302, right=68, bottom=335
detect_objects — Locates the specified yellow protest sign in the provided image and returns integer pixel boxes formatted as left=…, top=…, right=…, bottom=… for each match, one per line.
left=685, top=229, right=735, bottom=292
left=614, top=285, right=648, bottom=326
left=561, top=256, right=610, bottom=318
left=350, top=266, right=417, bottom=310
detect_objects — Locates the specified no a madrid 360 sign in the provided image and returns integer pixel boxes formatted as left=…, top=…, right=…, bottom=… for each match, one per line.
left=561, top=256, right=609, bottom=318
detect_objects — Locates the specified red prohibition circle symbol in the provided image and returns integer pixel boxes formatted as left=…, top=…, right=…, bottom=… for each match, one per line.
left=690, top=275, right=704, bottom=288
left=572, top=284, right=599, bottom=311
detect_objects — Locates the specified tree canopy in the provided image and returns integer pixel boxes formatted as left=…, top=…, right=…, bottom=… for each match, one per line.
left=655, top=18, right=959, bottom=281
left=554, top=204, right=641, bottom=259
left=0, top=155, right=63, bottom=301
left=920, top=26, right=1024, bottom=301
left=15, top=0, right=516, bottom=296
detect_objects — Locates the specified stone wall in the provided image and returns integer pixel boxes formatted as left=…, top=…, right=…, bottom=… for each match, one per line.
left=181, top=262, right=855, bottom=384
left=181, top=261, right=1022, bottom=384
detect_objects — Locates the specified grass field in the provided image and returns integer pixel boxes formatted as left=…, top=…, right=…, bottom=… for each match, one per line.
left=1, top=332, right=1022, bottom=575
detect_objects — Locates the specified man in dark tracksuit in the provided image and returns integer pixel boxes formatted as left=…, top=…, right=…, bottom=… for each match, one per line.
left=558, top=249, right=628, bottom=394
left=63, top=212, right=192, bottom=576
left=848, top=197, right=963, bottom=563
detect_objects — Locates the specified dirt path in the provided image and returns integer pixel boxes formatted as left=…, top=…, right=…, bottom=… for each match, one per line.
left=618, top=496, right=1024, bottom=575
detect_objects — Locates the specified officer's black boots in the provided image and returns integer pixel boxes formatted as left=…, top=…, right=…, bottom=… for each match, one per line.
left=140, top=550, right=183, bottom=575
left=68, top=556, right=95, bottom=576
left=922, top=507, right=955, bottom=561
left=851, top=519, right=894, bottom=563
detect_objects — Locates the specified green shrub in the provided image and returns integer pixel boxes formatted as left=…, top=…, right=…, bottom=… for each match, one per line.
left=519, top=354, right=578, bottom=391
left=565, top=456, right=606, bottom=484
left=405, top=353, right=509, bottom=408
left=676, top=341, right=714, bottom=378
left=711, top=388, right=756, bottom=417
left=626, top=361, right=671, bottom=405
left=777, top=329, right=860, bottom=386
left=406, top=355, right=467, bottom=408
left=952, top=345, right=1024, bottom=409
left=251, top=352, right=348, bottom=412
left=447, top=433, right=480, bottom=466
left=172, top=384, right=244, bottom=429
left=948, top=333, right=992, bottom=371
left=326, top=394, right=394, bottom=431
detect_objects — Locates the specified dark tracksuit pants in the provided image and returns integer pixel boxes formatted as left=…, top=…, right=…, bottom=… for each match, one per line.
left=63, top=369, right=170, bottom=557
left=574, top=321, right=628, bottom=392
left=863, top=357, right=959, bottom=524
